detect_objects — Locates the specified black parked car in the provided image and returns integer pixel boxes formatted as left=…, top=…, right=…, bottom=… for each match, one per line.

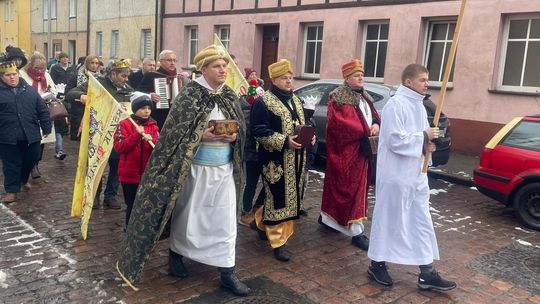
left=294, top=80, right=451, bottom=166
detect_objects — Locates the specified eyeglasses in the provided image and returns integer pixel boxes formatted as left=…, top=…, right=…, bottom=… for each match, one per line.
left=162, top=58, right=177, bottom=63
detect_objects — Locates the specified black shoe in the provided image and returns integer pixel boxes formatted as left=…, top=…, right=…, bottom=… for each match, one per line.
left=169, top=249, right=188, bottom=278
left=54, top=151, right=67, bottom=160
left=368, top=262, right=393, bottom=286
left=218, top=267, right=250, bottom=296
left=418, top=270, right=457, bottom=291
left=317, top=215, right=339, bottom=233
left=30, top=165, right=41, bottom=179
left=351, top=234, right=369, bottom=251
left=273, top=246, right=290, bottom=262
left=299, top=209, right=308, bottom=216
left=249, top=221, right=268, bottom=241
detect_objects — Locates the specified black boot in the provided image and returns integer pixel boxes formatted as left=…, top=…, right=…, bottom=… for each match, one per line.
left=249, top=221, right=268, bottom=240
left=273, top=245, right=290, bottom=262
left=169, top=249, right=188, bottom=278
left=368, top=261, right=393, bottom=286
left=217, top=267, right=250, bottom=296
left=318, top=215, right=339, bottom=233
left=351, top=234, right=369, bottom=251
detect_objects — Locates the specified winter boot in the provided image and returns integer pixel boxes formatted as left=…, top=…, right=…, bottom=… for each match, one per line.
left=217, top=267, right=250, bottom=296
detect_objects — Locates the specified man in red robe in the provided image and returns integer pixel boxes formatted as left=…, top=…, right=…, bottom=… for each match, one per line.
left=319, top=59, right=380, bottom=251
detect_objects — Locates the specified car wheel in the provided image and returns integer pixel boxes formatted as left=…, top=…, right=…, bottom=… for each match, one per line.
left=513, top=182, right=540, bottom=231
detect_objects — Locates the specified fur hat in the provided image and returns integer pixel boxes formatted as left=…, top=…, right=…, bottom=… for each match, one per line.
left=193, top=45, right=229, bottom=70
left=268, top=59, right=293, bottom=79
left=5, top=46, right=27, bottom=68
left=130, top=92, right=152, bottom=113
left=342, top=59, right=364, bottom=78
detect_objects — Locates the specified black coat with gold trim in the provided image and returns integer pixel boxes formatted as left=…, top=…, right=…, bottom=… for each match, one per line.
left=251, top=88, right=306, bottom=225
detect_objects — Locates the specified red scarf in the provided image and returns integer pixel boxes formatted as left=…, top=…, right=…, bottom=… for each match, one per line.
left=26, top=67, right=48, bottom=93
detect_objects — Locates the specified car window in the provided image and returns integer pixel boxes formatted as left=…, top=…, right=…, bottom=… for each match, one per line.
left=366, top=90, right=383, bottom=102
left=295, top=84, right=336, bottom=106
left=501, top=120, right=540, bottom=151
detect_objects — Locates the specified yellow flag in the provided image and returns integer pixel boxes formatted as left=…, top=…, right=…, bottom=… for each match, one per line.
left=213, top=34, right=249, bottom=95
left=70, top=74, right=127, bottom=240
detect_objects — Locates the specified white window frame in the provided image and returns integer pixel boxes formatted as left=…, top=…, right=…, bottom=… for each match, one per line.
left=188, top=26, right=198, bottom=64
left=43, top=0, right=57, bottom=20
left=302, top=23, right=324, bottom=77
left=140, top=29, right=152, bottom=59
left=10, top=0, right=14, bottom=21
left=361, top=22, right=389, bottom=82
left=497, top=15, right=540, bottom=93
left=5, top=1, right=9, bottom=20
left=217, top=25, right=230, bottom=49
left=95, top=31, right=102, bottom=56
left=422, top=19, right=457, bottom=86
left=69, top=0, right=77, bottom=18
left=111, top=30, right=119, bottom=57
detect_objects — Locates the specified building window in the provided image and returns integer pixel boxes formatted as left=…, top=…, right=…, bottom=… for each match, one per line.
left=68, top=40, right=76, bottom=63
left=95, top=31, right=102, bottom=56
left=362, top=23, right=389, bottom=80
left=217, top=25, right=230, bottom=49
left=188, top=26, right=198, bottom=64
left=141, top=29, right=152, bottom=59
left=499, top=17, right=540, bottom=92
left=302, top=24, right=323, bottom=76
left=424, top=20, right=456, bottom=83
left=10, top=0, right=14, bottom=21
left=69, top=0, right=77, bottom=18
left=111, top=30, right=119, bottom=57
left=43, top=0, right=57, bottom=20
left=5, top=1, right=8, bottom=20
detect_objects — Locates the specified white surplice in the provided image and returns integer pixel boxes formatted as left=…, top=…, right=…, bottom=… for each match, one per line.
left=170, top=76, right=236, bottom=268
left=367, top=85, right=440, bottom=266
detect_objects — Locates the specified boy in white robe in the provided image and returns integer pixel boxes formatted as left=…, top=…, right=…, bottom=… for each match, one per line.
left=367, top=64, right=456, bottom=292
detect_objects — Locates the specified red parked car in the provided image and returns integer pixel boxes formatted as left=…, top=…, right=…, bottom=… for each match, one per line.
left=473, top=114, right=540, bottom=231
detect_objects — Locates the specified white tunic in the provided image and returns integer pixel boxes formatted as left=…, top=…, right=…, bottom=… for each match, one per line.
left=367, top=85, right=439, bottom=266
left=170, top=77, right=237, bottom=268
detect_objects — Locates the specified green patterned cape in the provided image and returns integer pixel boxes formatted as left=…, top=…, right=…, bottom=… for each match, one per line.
left=116, top=81, right=245, bottom=289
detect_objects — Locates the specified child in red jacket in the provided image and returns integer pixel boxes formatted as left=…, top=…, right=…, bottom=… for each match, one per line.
left=114, top=93, right=159, bottom=227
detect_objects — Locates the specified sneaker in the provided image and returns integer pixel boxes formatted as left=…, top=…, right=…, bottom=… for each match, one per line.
left=104, top=198, right=121, bottom=209
left=368, top=263, right=393, bottom=286
left=418, top=271, right=457, bottom=291
left=54, top=151, right=67, bottom=160
left=238, top=212, right=255, bottom=227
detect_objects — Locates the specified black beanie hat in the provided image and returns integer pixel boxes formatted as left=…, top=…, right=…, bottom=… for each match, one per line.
left=130, top=92, right=153, bottom=113
left=5, top=46, right=27, bottom=68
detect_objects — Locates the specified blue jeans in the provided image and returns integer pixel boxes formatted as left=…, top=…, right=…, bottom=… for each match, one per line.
left=55, top=132, right=63, bottom=153
left=104, top=158, right=119, bottom=200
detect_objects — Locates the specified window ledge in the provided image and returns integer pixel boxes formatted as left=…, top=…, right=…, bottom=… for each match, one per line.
left=488, top=89, right=540, bottom=97
left=428, top=85, right=454, bottom=90
left=294, top=75, right=320, bottom=81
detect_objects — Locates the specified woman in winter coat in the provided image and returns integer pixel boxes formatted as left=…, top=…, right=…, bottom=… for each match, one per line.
left=0, top=61, right=51, bottom=203
left=113, top=93, right=159, bottom=227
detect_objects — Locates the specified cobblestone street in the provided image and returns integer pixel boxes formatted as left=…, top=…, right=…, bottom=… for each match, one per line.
left=1, top=140, right=539, bottom=304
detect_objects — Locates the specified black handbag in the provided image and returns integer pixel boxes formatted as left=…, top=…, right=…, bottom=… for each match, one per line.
left=48, top=100, right=69, bottom=121
left=360, top=136, right=378, bottom=158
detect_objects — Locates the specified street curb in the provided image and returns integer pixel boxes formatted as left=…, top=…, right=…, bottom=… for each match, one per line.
left=427, top=169, right=475, bottom=187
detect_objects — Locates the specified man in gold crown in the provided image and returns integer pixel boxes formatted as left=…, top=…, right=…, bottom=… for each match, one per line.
left=250, top=59, right=315, bottom=261
left=319, top=59, right=380, bottom=251
left=0, top=61, right=51, bottom=203
left=117, top=45, right=249, bottom=296
left=66, top=59, right=134, bottom=209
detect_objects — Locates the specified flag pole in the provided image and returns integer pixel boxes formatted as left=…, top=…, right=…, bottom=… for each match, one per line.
left=422, top=0, right=467, bottom=173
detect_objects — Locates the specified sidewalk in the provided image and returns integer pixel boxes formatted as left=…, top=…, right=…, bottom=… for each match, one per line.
left=428, top=151, right=479, bottom=187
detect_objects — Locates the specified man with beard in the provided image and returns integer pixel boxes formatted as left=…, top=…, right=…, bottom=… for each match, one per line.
left=137, top=50, right=186, bottom=129
left=117, top=45, right=249, bottom=296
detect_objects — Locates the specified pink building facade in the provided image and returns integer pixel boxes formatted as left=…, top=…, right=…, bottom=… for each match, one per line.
left=161, top=0, right=540, bottom=155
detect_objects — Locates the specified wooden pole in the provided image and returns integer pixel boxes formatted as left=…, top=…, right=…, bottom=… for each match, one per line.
left=422, top=0, right=467, bottom=173
left=128, top=117, right=155, bottom=148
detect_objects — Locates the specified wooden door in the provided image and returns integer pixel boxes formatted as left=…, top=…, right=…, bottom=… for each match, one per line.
left=260, top=25, right=279, bottom=90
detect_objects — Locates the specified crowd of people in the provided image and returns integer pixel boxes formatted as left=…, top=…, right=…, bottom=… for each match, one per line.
left=0, top=43, right=457, bottom=297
